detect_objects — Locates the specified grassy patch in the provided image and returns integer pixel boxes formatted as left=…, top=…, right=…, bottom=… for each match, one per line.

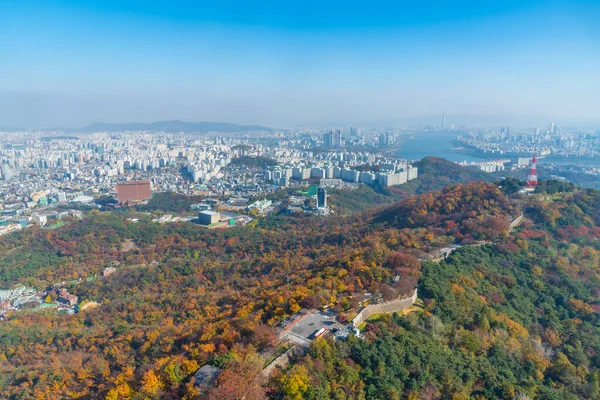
left=45, top=221, right=66, bottom=229
left=357, top=299, right=424, bottom=331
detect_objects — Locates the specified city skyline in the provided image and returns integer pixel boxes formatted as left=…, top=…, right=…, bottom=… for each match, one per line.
left=1, top=1, right=599, bottom=128
left=2, top=113, right=598, bottom=133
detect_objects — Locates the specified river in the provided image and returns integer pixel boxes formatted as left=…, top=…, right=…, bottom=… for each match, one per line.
left=395, top=131, right=488, bottom=163
left=395, top=131, right=600, bottom=167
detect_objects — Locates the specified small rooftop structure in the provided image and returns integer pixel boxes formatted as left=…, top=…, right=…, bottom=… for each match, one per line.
left=71, top=195, right=94, bottom=204
left=190, top=203, right=211, bottom=211
left=0, top=300, right=11, bottom=312
left=227, top=197, right=249, bottom=205
left=70, top=210, right=83, bottom=218
left=193, top=365, right=222, bottom=391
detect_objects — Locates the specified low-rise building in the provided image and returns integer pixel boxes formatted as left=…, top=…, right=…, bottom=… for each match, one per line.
left=32, top=214, right=48, bottom=227
left=198, top=211, right=220, bottom=225
left=0, top=300, right=11, bottom=312
left=248, top=199, right=272, bottom=213
left=190, top=203, right=211, bottom=211
left=57, top=289, right=78, bottom=307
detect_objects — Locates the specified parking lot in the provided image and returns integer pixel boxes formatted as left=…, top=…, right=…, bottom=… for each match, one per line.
left=280, top=310, right=344, bottom=346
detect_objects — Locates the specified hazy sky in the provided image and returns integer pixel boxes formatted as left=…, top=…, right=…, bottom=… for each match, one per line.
left=1, top=0, right=599, bottom=128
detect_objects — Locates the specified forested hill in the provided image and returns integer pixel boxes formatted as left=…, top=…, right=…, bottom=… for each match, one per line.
left=399, top=156, right=493, bottom=194
left=373, top=181, right=517, bottom=242
left=296, top=188, right=600, bottom=399
left=1, top=184, right=600, bottom=399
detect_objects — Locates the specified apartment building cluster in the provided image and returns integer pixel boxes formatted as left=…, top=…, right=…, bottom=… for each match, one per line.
left=457, top=124, right=600, bottom=159
left=267, top=161, right=418, bottom=187
left=0, top=128, right=420, bottom=223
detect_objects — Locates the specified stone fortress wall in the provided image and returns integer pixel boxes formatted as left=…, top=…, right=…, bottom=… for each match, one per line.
left=352, top=289, right=418, bottom=328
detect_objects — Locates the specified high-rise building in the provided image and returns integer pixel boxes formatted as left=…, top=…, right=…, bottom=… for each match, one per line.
left=550, top=123, right=556, bottom=134
left=323, top=131, right=333, bottom=148
left=441, top=111, right=446, bottom=130
left=1, top=164, right=12, bottom=180
left=317, top=187, right=327, bottom=209
left=333, top=130, right=342, bottom=148
left=379, top=133, right=389, bottom=147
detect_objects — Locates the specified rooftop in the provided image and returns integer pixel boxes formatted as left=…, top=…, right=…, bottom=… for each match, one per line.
left=71, top=195, right=94, bottom=203
left=199, top=210, right=219, bottom=216
left=116, top=180, right=151, bottom=186
left=193, top=365, right=222, bottom=389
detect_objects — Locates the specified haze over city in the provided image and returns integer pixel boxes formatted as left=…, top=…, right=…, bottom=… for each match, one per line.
left=1, top=0, right=599, bottom=128
left=4, top=2, right=600, bottom=399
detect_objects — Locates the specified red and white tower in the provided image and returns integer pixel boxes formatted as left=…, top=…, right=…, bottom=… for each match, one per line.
left=526, top=155, right=538, bottom=190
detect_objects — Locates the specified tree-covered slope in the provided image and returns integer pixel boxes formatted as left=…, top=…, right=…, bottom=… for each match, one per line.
left=0, top=184, right=599, bottom=399
left=400, top=156, right=493, bottom=194
left=373, top=181, right=518, bottom=243
left=292, top=189, right=600, bottom=400
left=327, top=185, right=403, bottom=214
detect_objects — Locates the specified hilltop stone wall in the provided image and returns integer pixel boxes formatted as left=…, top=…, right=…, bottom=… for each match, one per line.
left=509, top=213, right=524, bottom=232
left=352, top=289, right=417, bottom=327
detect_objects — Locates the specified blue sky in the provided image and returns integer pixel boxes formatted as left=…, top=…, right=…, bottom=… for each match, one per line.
left=0, top=0, right=599, bottom=127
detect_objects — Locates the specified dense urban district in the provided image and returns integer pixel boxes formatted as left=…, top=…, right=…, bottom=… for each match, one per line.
left=0, top=124, right=600, bottom=399
left=457, top=122, right=600, bottom=160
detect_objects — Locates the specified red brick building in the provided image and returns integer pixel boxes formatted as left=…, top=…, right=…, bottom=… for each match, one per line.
left=116, top=180, right=152, bottom=205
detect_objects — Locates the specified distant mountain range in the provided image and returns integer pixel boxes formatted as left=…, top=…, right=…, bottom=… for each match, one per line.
left=0, top=126, right=25, bottom=132
left=44, top=120, right=274, bottom=134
